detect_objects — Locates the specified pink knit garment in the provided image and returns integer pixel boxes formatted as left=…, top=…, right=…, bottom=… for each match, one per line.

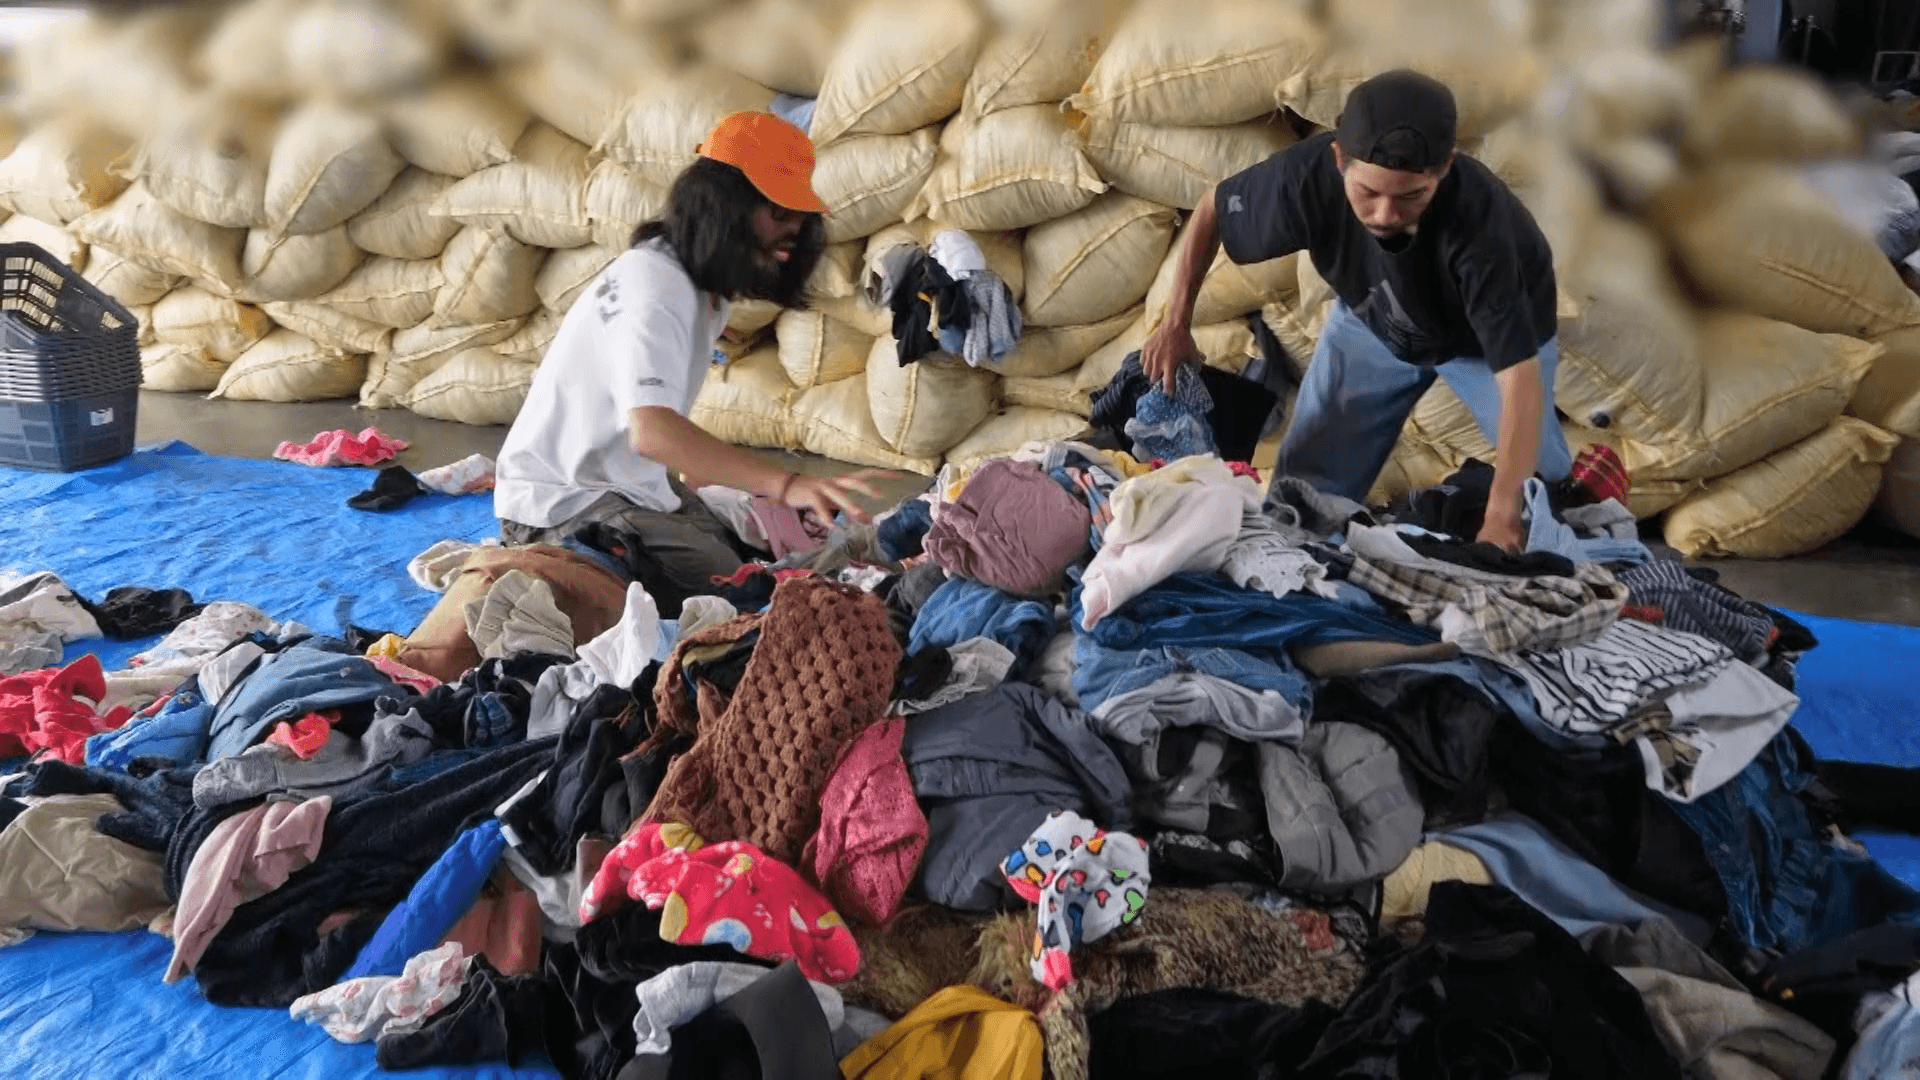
left=802, top=717, right=927, bottom=926
left=273, top=428, right=410, bottom=467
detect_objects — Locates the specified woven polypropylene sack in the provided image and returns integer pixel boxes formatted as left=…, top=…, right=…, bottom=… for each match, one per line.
left=263, top=101, right=405, bottom=239
left=261, top=300, right=393, bottom=355
left=1875, top=440, right=1920, bottom=540
left=1287, top=14, right=1542, bottom=141
left=583, top=160, right=668, bottom=250
left=504, top=50, right=646, bottom=149
left=904, top=106, right=1106, bottom=232
left=69, top=183, right=242, bottom=289
left=1144, top=243, right=1299, bottom=332
left=402, top=347, right=535, bottom=426
left=1683, top=65, right=1859, bottom=164
left=980, top=310, right=1135, bottom=379
left=495, top=308, right=562, bottom=365
left=1000, top=373, right=1091, bottom=417
left=1068, top=0, right=1321, bottom=127
left=810, top=0, right=984, bottom=145
left=791, top=372, right=940, bottom=473
left=139, top=340, right=228, bottom=393
left=211, top=328, right=365, bottom=402
left=284, top=0, right=447, bottom=101
left=695, top=0, right=839, bottom=98
left=151, top=286, right=272, bottom=363
left=865, top=336, right=998, bottom=458
left=437, top=124, right=592, bottom=249
left=0, top=216, right=88, bottom=276
left=345, top=168, right=460, bottom=261
left=944, top=406, right=1091, bottom=469
left=132, top=104, right=275, bottom=229
left=1655, top=164, right=1920, bottom=340
left=384, top=76, right=529, bottom=178
left=535, top=244, right=622, bottom=314
left=962, top=0, right=1126, bottom=119
left=235, top=225, right=365, bottom=303
left=1077, top=117, right=1293, bottom=211
left=1554, top=216, right=1702, bottom=443
left=816, top=128, right=940, bottom=244
left=197, top=0, right=302, bottom=104
left=595, top=67, right=774, bottom=187
left=690, top=345, right=802, bottom=451
left=1664, top=417, right=1899, bottom=559
left=434, top=226, right=546, bottom=328
left=1022, top=193, right=1176, bottom=328
left=360, top=316, right=522, bottom=408
left=85, top=252, right=177, bottom=308
left=318, top=257, right=443, bottom=329
left=777, top=309, right=875, bottom=389
left=0, top=118, right=129, bottom=227
left=1625, top=312, right=1881, bottom=482
left=1852, top=325, right=1920, bottom=441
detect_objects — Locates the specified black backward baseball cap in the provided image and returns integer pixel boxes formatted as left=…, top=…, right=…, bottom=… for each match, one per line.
left=1335, top=69, right=1458, bottom=172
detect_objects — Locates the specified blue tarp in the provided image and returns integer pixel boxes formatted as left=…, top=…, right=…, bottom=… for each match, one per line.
left=0, top=440, right=498, bottom=669
left=0, top=442, right=553, bottom=1079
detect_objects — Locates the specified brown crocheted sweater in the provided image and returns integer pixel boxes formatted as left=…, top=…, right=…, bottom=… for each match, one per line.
left=641, top=576, right=901, bottom=866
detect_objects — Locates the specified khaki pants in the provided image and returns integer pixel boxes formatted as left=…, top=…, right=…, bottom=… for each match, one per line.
left=499, top=484, right=745, bottom=600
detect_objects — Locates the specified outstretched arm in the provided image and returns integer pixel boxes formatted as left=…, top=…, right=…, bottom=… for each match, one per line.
left=1479, top=357, right=1543, bottom=551
left=629, top=406, right=891, bottom=523
left=1140, top=187, right=1220, bottom=394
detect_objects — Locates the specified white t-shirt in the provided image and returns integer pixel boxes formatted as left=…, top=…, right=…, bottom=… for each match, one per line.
left=494, top=240, right=730, bottom=528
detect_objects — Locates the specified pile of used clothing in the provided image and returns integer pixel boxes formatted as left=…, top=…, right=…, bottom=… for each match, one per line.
left=5, top=435, right=1920, bottom=1080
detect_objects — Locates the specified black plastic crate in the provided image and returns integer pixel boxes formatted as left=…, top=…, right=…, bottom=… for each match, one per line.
left=0, top=387, right=138, bottom=471
left=0, top=242, right=140, bottom=403
left=0, top=242, right=142, bottom=471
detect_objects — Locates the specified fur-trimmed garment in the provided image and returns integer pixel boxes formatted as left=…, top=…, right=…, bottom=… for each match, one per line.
left=840, top=888, right=1367, bottom=1080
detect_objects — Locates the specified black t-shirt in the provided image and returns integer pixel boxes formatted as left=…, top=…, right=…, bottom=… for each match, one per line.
left=1215, top=132, right=1557, bottom=372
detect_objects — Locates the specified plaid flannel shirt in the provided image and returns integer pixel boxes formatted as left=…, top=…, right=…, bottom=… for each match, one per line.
left=1346, top=554, right=1629, bottom=656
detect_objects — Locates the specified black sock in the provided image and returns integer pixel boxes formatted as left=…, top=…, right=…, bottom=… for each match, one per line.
left=348, top=466, right=426, bottom=512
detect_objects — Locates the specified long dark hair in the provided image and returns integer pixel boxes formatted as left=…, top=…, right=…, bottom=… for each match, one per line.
left=633, top=157, right=826, bottom=309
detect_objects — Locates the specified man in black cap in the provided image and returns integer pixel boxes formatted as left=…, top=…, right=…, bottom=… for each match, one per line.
left=1143, top=69, right=1570, bottom=552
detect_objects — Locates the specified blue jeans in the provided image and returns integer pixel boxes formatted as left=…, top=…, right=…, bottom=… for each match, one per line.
left=1667, top=731, right=1920, bottom=957
left=1278, top=300, right=1575, bottom=503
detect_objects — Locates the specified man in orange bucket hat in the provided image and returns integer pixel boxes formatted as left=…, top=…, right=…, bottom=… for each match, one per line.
left=495, top=112, right=892, bottom=595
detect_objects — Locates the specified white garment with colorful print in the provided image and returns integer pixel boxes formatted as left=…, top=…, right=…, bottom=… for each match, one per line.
left=289, top=942, right=472, bottom=1043
left=999, top=809, right=1150, bottom=990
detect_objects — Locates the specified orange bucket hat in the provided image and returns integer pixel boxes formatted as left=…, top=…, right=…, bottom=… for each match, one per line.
left=696, top=111, right=830, bottom=215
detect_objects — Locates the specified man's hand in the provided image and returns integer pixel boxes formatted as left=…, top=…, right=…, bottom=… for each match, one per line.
left=1477, top=501, right=1526, bottom=553
left=1141, top=323, right=1202, bottom=395
left=781, top=468, right=897, bottom=525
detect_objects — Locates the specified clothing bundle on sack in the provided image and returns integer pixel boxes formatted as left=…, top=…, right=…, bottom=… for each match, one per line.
left=866, top=232, right=1018, bottom=366
left=874, top=244, right=971, bottom=365
left=930, top=229, right=1020, bottom=367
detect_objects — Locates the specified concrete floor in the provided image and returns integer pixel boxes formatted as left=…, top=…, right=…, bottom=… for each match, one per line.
left=133, top=389, right=1920, bottom=628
